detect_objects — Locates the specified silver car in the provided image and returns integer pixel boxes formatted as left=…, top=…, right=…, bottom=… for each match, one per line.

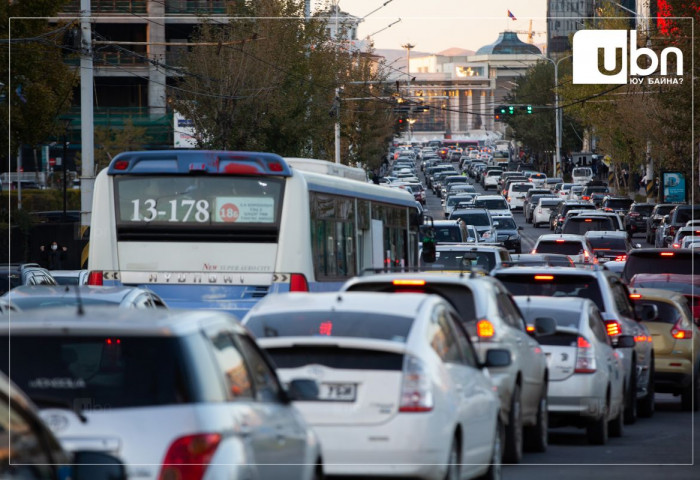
left=515, top=297, right=629, bottom=445
left=2, top=285, right=169, bottom=310
left=0, top=308, right=323, bottom=480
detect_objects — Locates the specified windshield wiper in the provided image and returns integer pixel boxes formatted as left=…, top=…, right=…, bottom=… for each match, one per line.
left=29, top=394, right=88, bottom=423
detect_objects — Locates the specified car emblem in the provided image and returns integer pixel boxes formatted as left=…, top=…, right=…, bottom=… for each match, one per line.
left=43, top=413, right=69, bottom=432
left=305, top=365, right=325, bottom=379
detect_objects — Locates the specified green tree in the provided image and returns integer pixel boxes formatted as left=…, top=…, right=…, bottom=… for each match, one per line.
left=92, top=119, right=151, bottom=174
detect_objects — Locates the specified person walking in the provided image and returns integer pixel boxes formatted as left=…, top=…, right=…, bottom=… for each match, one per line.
left=40, top=241, right=68, bottom=270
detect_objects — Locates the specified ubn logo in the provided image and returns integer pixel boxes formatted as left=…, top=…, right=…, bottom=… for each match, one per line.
left=572, top=30, right=683, bottom=84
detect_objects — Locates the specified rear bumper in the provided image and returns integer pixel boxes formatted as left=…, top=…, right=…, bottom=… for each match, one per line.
left=547, top=373, right=608, bottom=419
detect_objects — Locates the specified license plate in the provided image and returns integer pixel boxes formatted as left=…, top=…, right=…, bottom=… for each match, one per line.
left=319, top=383, right=357, bottom=402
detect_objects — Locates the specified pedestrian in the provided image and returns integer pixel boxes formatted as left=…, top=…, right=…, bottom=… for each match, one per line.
left=40, top=241, right=68, bottom=270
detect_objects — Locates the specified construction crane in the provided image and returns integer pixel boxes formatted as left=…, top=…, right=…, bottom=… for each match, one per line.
left=515, top=19, right=546, bottom=44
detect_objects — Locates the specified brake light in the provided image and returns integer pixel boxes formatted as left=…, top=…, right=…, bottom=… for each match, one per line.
left=583, top=196, right=590, bottom=201
left=671, top=319, right=693, bottom=339
left=289, top=273, right=309, bottom=292
left=399, top=355, right=434, bottom=412
left=113, top=160, right=129, bottom=170
left=615, top=255, right=627, bottom=262
left=526, top=325, right=535, bottom=332
left=556, top=239, right=566, bottom=243
left=575, top=336, right=596, bottom=373
left=629, top=293, right=642, bottom=299
left=507, top=197, right=511, bottom=202
left=477, top=319, right=495, bottom=338
left=585, top=219, right=593, bottom=223
left=159, top=433, right=221, bottom=480
left=660, top=252, right=675, bottom=257
left=393, top=279, right=426, bottom=286
left=87, top=271, right=103, bottom=286
left=605, top=320, right=622, bottom=336
left=534, top=275, right=554, bottom=280
left=672, top=243, right=681, bottom=249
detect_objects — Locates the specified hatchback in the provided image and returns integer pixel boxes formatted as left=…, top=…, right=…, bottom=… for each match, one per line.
left=0, top=308, right=323, bottom=480
left=531, top=234, right=596, bottom=265
left=243, top=292, right=504, bottom=478
left=623, top=203, right=654, bottom=238
left=585, top=231, right=635, bottom=263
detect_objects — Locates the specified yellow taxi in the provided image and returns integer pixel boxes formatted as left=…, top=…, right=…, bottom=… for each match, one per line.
left=629, top=287, right=700, bottom=411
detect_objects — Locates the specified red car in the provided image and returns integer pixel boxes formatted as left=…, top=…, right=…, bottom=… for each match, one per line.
left=629, top=273, right=700, bottom=325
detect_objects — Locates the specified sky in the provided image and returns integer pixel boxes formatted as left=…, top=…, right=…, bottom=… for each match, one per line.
left=334, top=0, right=548, bottom=54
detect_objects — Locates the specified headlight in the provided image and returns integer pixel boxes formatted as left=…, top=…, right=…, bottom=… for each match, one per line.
left=508, top=235, right=520, bottom=241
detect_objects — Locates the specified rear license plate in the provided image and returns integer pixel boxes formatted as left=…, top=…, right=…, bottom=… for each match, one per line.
left=319, top=383, right=357, bottom=402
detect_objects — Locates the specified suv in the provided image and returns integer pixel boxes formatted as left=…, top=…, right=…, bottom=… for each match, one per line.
left=561, top=215, right=617, bottom=235
left=621, top=248, right=700, bottom=284
left=656, top=204, right=700, bottom=247
left=549, top=201, right=597, bottom=231
left=601, top=196, right=635, bottom=219
left=340, top=273, right=552, bottom=463
left=524, top=192, right=557, bottom=224
left=623, top=202, right=654, bottom=238
left=449, top=208, right=496, bottom=242
left=421, top=244, right=511, bottom=273
left=506, top=182, right=535, bottom=211
left=0, top=263, right=57, bottom=295
left=645, top=203, right=680, bottom=244
left=531, top=234, right=596, bottom=264
left=0, top=308, right=323, bottom=480
left=492, top=215, right=523, bottom=253
left=493, top=266, right=656, bottom=424
left=420, top=219, right=467, bottom=244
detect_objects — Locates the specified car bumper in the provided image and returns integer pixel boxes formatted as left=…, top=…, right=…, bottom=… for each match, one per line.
left=654, top=358, right=693, bottom=392
left=548, top=373, right=608, bottom=419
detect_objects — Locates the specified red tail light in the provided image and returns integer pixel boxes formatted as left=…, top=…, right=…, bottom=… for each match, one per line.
left=289, top=273, right=309, bottom=292
left=399, top=355, right=434, bottom=412
left=575, top=336, right=596, bottom=373
left=671, top=319, right=693, bottom=339
left=87, top=271, right=103, bottom=286
left=615, top=255, right=627, bottom=262
left=582, top=196, right=590, bottom=201
left=477, top=319, right=495, bottom=339
left=605, top=320, right=621, bottom=336
left=159, top=433, right=221, bottom=480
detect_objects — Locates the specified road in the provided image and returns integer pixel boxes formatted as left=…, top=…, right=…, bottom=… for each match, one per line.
left=420, top=171, right=698, bottom=478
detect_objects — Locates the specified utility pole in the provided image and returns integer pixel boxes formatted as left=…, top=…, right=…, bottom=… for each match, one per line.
left=80, top=0, right=94, bottom=228
left=402, top=43, right=415, bottom=79
left=334, top=2, right=341, bottom=163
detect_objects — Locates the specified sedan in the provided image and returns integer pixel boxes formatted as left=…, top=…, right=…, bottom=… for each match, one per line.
left=243, top=292, right=504, bottom=479
left=2, top=285, right=169, bottom=310
left=514, top=296, right=629, bottom=444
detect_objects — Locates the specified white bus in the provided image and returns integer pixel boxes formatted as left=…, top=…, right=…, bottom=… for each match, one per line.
left=87, top=151, right=421, bottom=317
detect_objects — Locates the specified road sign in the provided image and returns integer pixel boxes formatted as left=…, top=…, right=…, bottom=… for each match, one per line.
left=49, top=157, right=56, bottom=167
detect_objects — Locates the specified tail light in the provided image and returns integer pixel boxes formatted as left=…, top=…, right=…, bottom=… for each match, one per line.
left=289, top=273, right=309, bottom=292
left=629, top=212, right=640, bottom=217
left=477, top=319, right=496, bottom=339
left=399, top=355, right=434, bottom=412
left=575, top=336, right=596, bottom=373
left=507, top=197, right=511, bottom=202
left=605, top=320, right=622, bottom=337
left=671, top=319, right=693, bottom=339
left=87, top=271, right=103, bottom=286
left=159, top=433, right=222, bottom=480
left=672, top=243, right=681, bottom=249
left=582, top=195, right=590, bottom=201
left=615, top=255, right=627, bottom=261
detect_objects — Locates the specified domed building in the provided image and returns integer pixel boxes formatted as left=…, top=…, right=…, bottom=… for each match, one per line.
left=476, top=31, right=543, bottom=55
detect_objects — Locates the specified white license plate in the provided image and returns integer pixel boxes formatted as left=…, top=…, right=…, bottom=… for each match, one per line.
left=319, top=383, right=357, bottom=402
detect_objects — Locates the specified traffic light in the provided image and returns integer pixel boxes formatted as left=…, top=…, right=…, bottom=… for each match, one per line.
left=508, top=105, right=515, bottom=115
left=526, top=105, right=532, bottom=114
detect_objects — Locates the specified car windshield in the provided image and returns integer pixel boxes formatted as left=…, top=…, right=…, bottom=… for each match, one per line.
left=536, top=241, right=585, bottom=256
left=496, top=274, right=605, bottom=311
left=494, top=217, right=517, bottom=229
left=246, top=312, right=413, bottom=342
left=450, top=212, right=491, bottom=226
left=587, top=237, right=628, bottom=250
left=563, top=217, right=615, bottom=235
left=422, top=250, right=495, bottom=272
left=0, top=336, right=191, bottom=408
left=475, top=199, right=508, bottom=210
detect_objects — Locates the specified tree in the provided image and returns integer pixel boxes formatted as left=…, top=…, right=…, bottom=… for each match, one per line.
left=92, top=119, right=150, bottom=174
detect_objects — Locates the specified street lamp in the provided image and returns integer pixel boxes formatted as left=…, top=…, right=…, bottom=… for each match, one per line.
left=535, top=54, right=571, bottom=176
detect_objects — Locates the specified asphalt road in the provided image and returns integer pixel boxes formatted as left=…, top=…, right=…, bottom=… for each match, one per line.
left=420, top=170, right=698, bottom=478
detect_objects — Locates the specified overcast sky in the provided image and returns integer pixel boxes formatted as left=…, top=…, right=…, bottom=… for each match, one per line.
left=334, top=0, right=548, bottom=53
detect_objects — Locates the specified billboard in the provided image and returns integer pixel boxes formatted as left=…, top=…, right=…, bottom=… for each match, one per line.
left=661, top=171, right=686, bottom=203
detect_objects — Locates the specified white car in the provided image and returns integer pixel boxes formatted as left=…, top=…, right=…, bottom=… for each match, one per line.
left=473, top=194, right=512, bottom=217
left=244, top=292, right=503, bottom=479
left=572, top=167, right=594, bottom=185
left=532, top=234, right=597, bottom=264
left=507, top=182, right=534, bottom=211
left=514, top=296, right=628, bottom=444
left=567, top=185, right=585, bottom=201
left=483, top=169, right=502, bottom=190
left=533, top=198, right=562, bottom=228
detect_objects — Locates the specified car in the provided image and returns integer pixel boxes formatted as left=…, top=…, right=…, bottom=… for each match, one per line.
left=492, top=215, right=523, bottom=253
left=628, top=273, right=700, bottom=325
left=670, top=226, right=700, bottom=248
left=506, top=182, right=534, bottom=211
left=0, top=372, right=129, bottom=480
left=0, top=307, right=323, bottom=480
left=420, top=219, right=467, bottom=244
left=549, top=201, right=597, bottom=231
left=572, top=167, right=594, bottom=185
left=243, top=291, right=504, bottom=477
left=449, top=207, right=496, bottom=242
left=531, top=234, right=597, bottom=265
left=443, top=192, right=478, bottom=217
left=492, top=266, right=656, bottom=424
left=629, top=288, right=700, bottom=410
left=561, top=215, right=618, bottom=235
left=339, top=273, right=553, bottom=463
left=420, top=243, right=511, bottom=273
left=2, top=285, right=169, bottom=310
left=49, top=269, right=89, bottom=285
left=473, top=194, right=512, bottom=217
left=581, top=185, right=610, bottom=204
left=655, top=204, right=700, bottom=247
left=573, top=210, right=625, bottom=231
left=623, top=202, right=655, bottom=238
left=567, top=185, right=585, bottom=201
left=483, top=169, right=503, bottom=190
left=621, top=248, right=700, bottom=284
left=556, top=183, right=574, bottom=199
left=524, top=193, right=557, bottom=224
left=0, top=263, right=57, bottom=295
left=532, top=198, right=562, bottom=228
left=527, top=172, right=547, bottom=188
left=585, top=231, right=636, bottom=263
left=514, top=297, right=628, bottom=444
left=505, top=253, right=574, bottom=268
left=645, top=203, right=680, bottom=244
left=601, top=196, right=635, bottom=219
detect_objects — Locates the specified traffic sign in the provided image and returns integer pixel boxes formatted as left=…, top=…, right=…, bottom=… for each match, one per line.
left=49, top=157, right=56, bottom=167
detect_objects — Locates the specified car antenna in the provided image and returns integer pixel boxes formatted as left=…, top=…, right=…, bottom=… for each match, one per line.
left=70, top=285, right=84, bottom=316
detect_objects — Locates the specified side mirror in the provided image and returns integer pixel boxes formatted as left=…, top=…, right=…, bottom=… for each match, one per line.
left=635, top=303, right=659, bottom=322
left=533, top=316, right=557, bottom=336
left=286, top=378, right=320, bottom=401
left=614, top=335, right=636, bottom=349
left=482, top=348, right=511, bottom=368
left=72, top=451, right=127, bottom=480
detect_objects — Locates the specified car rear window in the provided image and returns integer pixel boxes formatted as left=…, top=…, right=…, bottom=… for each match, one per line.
left=606, top=199, right=634, bottom=209
left=629, top=278, right=696, bottom=295
left=541, top=199, right=562, bottom=208
left=587, top=237, right=628, bottom=250
left=562, top=217, right=614, bottom=235
left=632, top=205, right=654, bottom=215
left=421, top=225, right=463, bottom=243
left=495, top=274, right=605, bottom=311
left=0, top=336, right=191, bottom=408
left=512, top=184, right=533, bottom=192
left=450, top=212, right=491, bottom=226
left=535, top=241, right=585, bottom=256
left=265, top=347, right=404, bottom=370
left=246, top=312, right=414, bottom=342
left=422, top=250, right=495, bottom=273
left=631, top=299, right=682, bottom=324
left=622, top=251, right=699, bottom=282
left=518, top=306, right=581, bottom=330
left=475, top=199, right=508, bottom=210
left=8, top=297, right=122, bottom=310
left=675, top=207, right=700, bottom=224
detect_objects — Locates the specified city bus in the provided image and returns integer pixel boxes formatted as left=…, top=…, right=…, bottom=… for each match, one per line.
left=87, top=151, right=421, bottom=317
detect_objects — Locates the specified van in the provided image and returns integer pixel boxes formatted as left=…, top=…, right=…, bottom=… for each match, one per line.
left=572, top=167, right=594, bottom=185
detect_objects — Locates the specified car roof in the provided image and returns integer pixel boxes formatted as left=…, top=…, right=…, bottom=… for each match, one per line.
left=584, top=230, right=628, bottom=238
left=4, top=285, right=150, bottom=302
left=1, top=307, right=244, bottom=336
left=494, top=266, right=601, bottom=277
left=536, top=234, right=588, bottom=242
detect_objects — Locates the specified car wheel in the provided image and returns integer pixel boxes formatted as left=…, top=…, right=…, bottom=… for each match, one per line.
left=311, top=460, right=324, bottom=480
left=444, top=435, right=461, bottom=480
left=624, top=362, right=638, bottom=425
left=681, top=364, right=699, bottom=411
left=477, top=419, right=502, bottom=480
left=503, top=383, right=523, bottom=464
left=586, top=402, right=609, bottom=445
left=638, top=358, right=655, bottom=418
left=524, top=387, right=548, bottom=453
left=609, top=392, right=624, bottom=438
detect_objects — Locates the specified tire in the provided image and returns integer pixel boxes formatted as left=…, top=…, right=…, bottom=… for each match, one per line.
left=638, top=358, right=655, bottom=418
left=444, top=435, right=461, bottom=480
left=523, top=388, right=548, bottom=453
left=681, top=365, right=699, bottom=411
left=609, top=392, right=624, bottom=438
left=586, top=409, right=609, bottom=445
left=312, top=460, right=324, bottom=480
left=624, top=362, right=638, bottom=425
left=503, top=383, right=523, bottom=464
left=477, top=419, right=502, bottom=480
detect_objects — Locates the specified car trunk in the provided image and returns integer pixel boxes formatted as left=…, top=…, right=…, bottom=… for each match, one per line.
left=538, top=332, right=579, bottom=381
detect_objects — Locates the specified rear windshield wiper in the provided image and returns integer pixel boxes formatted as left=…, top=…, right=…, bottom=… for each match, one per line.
left=29, top=394, right=88, bottom=423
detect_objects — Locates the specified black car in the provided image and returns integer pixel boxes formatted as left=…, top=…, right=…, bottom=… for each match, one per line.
left=601, top=196, right=634, bottom=217
left=623, top=202, right=654, bottom=238
left=645, top=203, right=681, bottom=244
left=492, top=215, right=523, bottom=253
left=0, top=263, right=57, bottom=295
left=585, top=231, right=635, bottom=263
left=658, top=204, right=700, bottom=247
left=549, top=201, right=597, bottom=231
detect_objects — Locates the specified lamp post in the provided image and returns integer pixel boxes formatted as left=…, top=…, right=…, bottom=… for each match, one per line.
left=62, top=119, right=72, bottom=219
left=536, top=54, right=571, bottom=176
left=401, top=43, right=415, bottom=79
